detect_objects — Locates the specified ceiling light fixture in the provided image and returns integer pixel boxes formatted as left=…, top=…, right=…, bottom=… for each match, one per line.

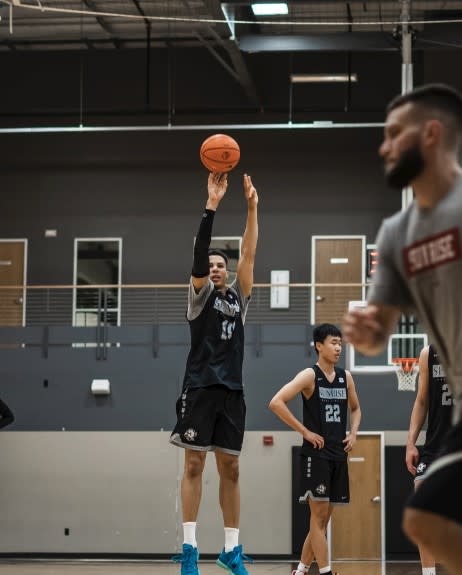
left=251, top=3, right=288, bottom=16
left=291, top=73, right=358, bottom=83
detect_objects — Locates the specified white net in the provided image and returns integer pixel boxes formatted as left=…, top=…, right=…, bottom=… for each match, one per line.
left=393, top=359, right=419, bottom=391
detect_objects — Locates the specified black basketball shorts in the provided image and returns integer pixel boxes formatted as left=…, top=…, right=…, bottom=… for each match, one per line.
left=414, top=449, right=439, bottom=481
left=407, top=420, right=462, bottom=525
left=169, top=385, right=246, bottom=455
left=298, top=454, right=350, bottom=505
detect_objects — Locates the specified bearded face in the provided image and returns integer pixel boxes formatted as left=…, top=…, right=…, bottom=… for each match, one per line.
left=384, top=135, right=425, bottom=189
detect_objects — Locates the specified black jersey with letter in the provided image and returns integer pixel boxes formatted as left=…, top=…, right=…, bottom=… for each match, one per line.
left=422, top=344, right=452, bottom=458
left=182, top=278, right=250, bottom=391
left=301, top=365, right=348, bottom=461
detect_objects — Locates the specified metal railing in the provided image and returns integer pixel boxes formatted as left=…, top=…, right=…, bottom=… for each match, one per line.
left=0, top=283, right=328, bottom=326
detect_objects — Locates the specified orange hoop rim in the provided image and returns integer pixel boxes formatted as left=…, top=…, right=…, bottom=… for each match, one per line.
left=392, top=357, right=418, bottom=373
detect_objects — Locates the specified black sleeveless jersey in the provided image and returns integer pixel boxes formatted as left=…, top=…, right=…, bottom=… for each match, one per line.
left=0, top=398, right=14, bottom=429
left=422, top=344, right=453, bottom=457
left=182, top=279, right=248, bottom=391
left=301, top=365, right=348, bottom=461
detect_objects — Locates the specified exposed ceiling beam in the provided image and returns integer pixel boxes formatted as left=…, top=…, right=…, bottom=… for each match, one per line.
left=81, top=0, right=122, bottom=49
left=193, top=30, right=239, bottom=82
left=203, top=0, right=259, bottom=105
left=0, top=36, right=225, bottom=49
left=222, top=39, right=259, bottom=105
left=130, top=0, right=149, bottom=27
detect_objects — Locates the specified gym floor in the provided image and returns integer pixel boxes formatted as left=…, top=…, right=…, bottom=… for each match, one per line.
left=0, top=561, right=451, bottom=575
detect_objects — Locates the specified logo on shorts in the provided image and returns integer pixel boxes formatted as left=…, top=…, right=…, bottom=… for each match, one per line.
left=315, top=483, right=326, bottom=496
left=183, top=428, right=197, bottom=442
left=417, top=462, right=427, bottom=474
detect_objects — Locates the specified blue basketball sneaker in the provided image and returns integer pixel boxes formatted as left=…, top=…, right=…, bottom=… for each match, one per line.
left=171, top=543, right=200, bottom=575
left=216, top=544, right=252, bottom=575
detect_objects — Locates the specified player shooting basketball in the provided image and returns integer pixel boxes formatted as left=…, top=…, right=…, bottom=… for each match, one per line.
left=170, top=171, right=258, bottom=575
left=343, top=84, right=462, bottom=575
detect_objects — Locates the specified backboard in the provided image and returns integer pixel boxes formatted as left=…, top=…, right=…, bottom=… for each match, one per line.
left=346, top=300, right=427, bottom=374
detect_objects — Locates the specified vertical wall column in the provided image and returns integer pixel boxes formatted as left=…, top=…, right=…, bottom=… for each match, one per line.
left=401, top=0, right=414, bottom=211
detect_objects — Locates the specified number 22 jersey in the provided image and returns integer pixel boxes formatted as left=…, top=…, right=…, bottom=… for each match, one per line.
left=301, top=365, right=348, bottom=461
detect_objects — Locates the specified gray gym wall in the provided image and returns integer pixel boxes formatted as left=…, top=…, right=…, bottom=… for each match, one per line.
left=0, top=127, right=392, bottom=286
left=0, top=46, right=460, bottom=556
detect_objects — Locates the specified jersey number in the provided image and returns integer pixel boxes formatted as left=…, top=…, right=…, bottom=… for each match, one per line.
left=221, top=319, right=235, bottom=340
left=442, top=383, right=453, bottom=406
left=325, top=404, right=341, bottom=423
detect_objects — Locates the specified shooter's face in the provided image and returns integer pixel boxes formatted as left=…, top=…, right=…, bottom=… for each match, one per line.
left=209, top=255, right=228, bottom=289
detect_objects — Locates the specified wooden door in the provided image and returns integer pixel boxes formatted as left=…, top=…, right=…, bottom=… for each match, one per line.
left=331, top=435, right=382, bottom=560
left=313, top=238, right=363, bottom=324
left=0, top=241, right=25, bottom=326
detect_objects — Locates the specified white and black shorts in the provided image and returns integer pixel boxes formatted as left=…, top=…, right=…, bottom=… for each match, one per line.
left=407, top=420, right=462, bottom=526
left=298, top=454, right=350, bottom=505
left=414, top=449, right=438, bottom=482
left=169, top=385, right=246, bottom=456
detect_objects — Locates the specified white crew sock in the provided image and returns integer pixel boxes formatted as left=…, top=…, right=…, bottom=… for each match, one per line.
left=319, top=567, right=332, bottom=575
left=183, top=522, right=197, bottom=548
left=294, top=561, right=309, bottom=574
left=224, top=527, right=239, bottom=552
left=422, top=568, right=436, bottom=575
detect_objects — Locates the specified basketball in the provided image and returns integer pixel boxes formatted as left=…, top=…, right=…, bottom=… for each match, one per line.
left=200, top=134, right=240, bottom=173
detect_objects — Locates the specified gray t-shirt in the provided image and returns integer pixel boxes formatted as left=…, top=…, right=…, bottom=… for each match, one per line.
left=368, top=176, right=462, bottom=422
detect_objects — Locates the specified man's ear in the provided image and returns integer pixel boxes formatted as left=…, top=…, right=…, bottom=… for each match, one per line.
left=423, top=119, right=443, bottom=147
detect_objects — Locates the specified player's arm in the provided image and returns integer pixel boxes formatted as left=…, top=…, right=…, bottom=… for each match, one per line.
left=405, top=346, right=430, bottom=476
left=268, top=368, right=324, bottom=449
left=191, top=173, right=228, bottom=292
left=344, top=371, right=361, bottom=452
left=342, top=303, right=401, bottom=356
left=0, top=398, right=14, bottom=429
left=236, top=174, right=258, bottom=298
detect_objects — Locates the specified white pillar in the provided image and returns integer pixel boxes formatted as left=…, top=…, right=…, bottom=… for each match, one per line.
left=401, top=0, right=414, bottom=209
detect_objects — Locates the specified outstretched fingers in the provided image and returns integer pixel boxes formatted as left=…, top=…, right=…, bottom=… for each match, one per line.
left=243, top=173, right=258, bottom=203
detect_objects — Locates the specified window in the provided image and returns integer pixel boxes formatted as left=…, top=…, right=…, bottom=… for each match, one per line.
left=73, top=238, right=122, bottom=326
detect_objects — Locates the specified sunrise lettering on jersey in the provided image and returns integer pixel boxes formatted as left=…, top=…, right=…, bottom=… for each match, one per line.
left=432, top=364, right=446, bottom=378
left=213, top=297, right=240, bottom=318
left=403, top=228, right=461, bottom=277
left=319, top=387, right=347, bottom=400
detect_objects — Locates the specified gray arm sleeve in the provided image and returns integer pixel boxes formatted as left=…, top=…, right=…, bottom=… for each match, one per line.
left=187, top=279, right=214, bottom=321
left=367, top=219, right=415, bottom=311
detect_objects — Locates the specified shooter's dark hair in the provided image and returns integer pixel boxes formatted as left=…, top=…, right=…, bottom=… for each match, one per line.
left=208, top=249, right=229, bottom=266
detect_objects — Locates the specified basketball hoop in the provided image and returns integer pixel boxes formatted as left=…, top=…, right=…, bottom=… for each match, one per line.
left=392, top=358, right=419, bottom=391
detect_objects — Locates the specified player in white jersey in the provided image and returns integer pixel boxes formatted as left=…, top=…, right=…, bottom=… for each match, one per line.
left=343, top=84, right=462, bottom=575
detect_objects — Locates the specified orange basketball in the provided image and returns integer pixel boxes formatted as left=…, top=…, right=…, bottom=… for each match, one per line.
left=200, top=134, right=240, bottom=173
